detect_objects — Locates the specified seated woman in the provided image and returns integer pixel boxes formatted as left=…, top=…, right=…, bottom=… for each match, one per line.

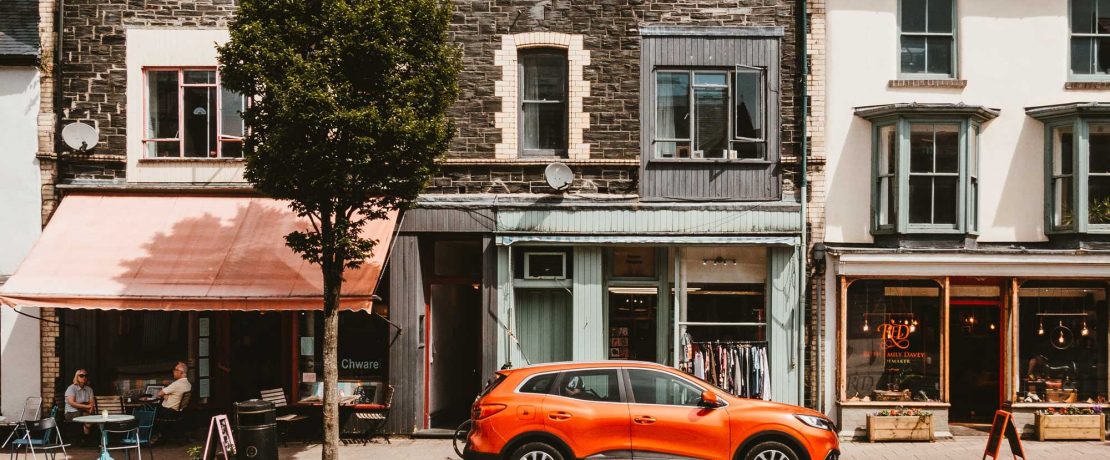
left=64, top=369, right=96, bottom=444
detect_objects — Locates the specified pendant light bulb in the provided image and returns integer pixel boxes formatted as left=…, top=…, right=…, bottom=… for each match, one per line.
left=863, top=318, right=870, bottom=332
left=1058, top=329, right=1065, bottom=345
left=989, top=323, right=996, bottom=331
left=909, top=324, right=916, bottom=333
left=1038, top=319, right=1045, bottom=336
left=1081, top=319, right=1089, bottom=337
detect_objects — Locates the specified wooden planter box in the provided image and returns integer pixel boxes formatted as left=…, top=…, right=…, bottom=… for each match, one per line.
left=1036, top=413, right=1106, bottom=441
left=867, top=415, right=934, bottom=442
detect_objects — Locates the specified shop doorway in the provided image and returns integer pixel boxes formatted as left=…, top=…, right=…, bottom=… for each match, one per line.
left=427, top=284, right=482, bottom=429
left=948, top=301, right=1002, bottom=423
left=228, top=312, right=289, bottom=403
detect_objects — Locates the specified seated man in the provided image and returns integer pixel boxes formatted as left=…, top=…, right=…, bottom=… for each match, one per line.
left=157, top=362, right=192, bottom=416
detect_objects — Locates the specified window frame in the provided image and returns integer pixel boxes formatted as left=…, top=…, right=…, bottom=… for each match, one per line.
left=650, top=66, right=769, bottom=163
left=517, top=48, right=569, bottom=158
left=141, top=67, right=245, bottom=159
left=870, top=116, right=978, bottom=236
left=898, top=0, right=958, bottom=80
left=622, top=367, right=723, bottom=407
left=1043, top=116, right=1110, bottom=234
left=550, top=368, right=628, bottom=404
left=1069, top=0, right=1110, bottom=81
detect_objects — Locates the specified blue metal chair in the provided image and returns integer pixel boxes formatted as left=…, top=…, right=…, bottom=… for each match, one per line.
left=106, top=408, right=155, bottom=460
left=8, top=414, right=67, bottom=460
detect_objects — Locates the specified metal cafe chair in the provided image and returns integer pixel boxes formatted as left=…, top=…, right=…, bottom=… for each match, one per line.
left=105, top=408, right=155, bottom=460
left=9, top=413, right=67, bottom=460
left=1, top=397, right=42, bottom=449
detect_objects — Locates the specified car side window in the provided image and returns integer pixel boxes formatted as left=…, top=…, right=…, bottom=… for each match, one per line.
left=627, top=369, right=703, bottom=406
left=520, top=373, right=556, bottom=394
left=556, top=370, right=621, bottom=402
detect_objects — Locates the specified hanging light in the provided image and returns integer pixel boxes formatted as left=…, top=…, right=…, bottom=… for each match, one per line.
left=909, top=324, right=916, bottom=333
left=863, top=316, right=870, bottom=332
left=1081, top=318, right=1089, bottom=337
left=969, top=315, right=976, bottom=325
left=1058, top=321, right=1066, bottom=344
left=989, top=323, right=996, bottom=331
left=1038, top=318, right=1045, bottom=336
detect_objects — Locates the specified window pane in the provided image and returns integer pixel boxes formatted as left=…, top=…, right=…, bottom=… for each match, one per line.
left=1074, top=0, right=1095, bottom=33
left=934, top=176, right=958, bottom=225
left=1018, top=282, right=1108, bottom=403
left=1055, top=177, right=1074, bottom=228
left=521, top=102, right=567, bottom=151
left=694, top=86, right=728, bottom=158
left=521, top=52, right=566, bottom=102
left=183, top=86, right=217, bottom=158
left=611, top=247, right=656, bottom=278
left=934, top=124, right=960, bottom=173
left=655, top=141, right=692, bottom=159
left=733, top=142, right=764, bottom=159
left=693, top=73, right=727, bottom=86
left=1091, top=124, right=1110, bottom=173
left=628, top=369, right=703, bottom=406
left=656, top=73, right=690, bottom=140
left=734, top=72, right=762, bottom=139
left=557, top=370, right=621, bottom=402
left=220, top=141, right=243, bottom=158
left=880, top=177, right=893, bottom=226
left=184, top=70, right=215, bottom=85
left=1089, top=176, right=1110, bottom=224
left=220, top=87, right=245, bottom=138
left=969, top=126, right=979, bottom=177
left=970, top=179, right=978, bottom=230
left=901, top=36, right=927, bottom=73
left=845, top=280, right=942, bottom=402
left=1100, top=37, right=1110, bottom=73
left=880, top=125, right=896, bottom=175
left=901, top=0, right=927, bottom=32
left=1072, top=38, right=1095, bottom=75
left=1054, top=126, right=1075, bottom=175
left=147, top=141, right=178, bottom=158
left=927, top=0, right=952, bottom=33
left=520, top=374, right=556, bottom=394
left=926, top=36, right=954, bottom=75
left=910, top=124, right=934, bottom=173
left=147, top=71, right=179, bottom=139
left=909, top=176, right=932, bottom=223
left=1100, top=0, right=1110, bottom=32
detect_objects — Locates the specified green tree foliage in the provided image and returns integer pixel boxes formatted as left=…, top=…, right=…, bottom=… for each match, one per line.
left=218, top=1, right=459, bottom=457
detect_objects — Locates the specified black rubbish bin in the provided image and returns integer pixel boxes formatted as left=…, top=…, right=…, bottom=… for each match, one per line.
left=235, top=400, right=278, bottom=460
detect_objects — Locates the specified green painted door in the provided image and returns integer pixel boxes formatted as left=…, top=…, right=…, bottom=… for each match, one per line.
left=515, top=289, right=572, bottom=364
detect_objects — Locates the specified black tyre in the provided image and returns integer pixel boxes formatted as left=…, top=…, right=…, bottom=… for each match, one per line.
left=509, top=441, right=565, bottom=460
left=742, top=440, right=800, bottom=460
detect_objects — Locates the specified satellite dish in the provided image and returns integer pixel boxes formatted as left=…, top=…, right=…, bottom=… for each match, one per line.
left=61, top=122, right=99, bottom=152
left=544, top=162, right=574, bottom=192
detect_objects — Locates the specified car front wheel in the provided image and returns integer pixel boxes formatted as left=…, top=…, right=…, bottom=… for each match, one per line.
left=509, top=441, right=565, bottom=460
left=743, top=440, right=800, bottom=460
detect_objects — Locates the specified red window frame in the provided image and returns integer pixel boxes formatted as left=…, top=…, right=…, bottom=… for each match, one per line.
left=142, top=67, right=245, bottom=159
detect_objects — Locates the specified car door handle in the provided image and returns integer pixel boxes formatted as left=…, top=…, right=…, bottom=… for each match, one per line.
left=633, top=416, right=656, bottom=425
left=548, top=411, right=572, bottom=421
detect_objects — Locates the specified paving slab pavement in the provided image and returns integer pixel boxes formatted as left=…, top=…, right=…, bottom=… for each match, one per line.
left=59, top=437, right=1110, bottom=459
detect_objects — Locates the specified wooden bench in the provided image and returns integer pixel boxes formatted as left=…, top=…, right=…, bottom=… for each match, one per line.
left=260, top=388, right=308, bottom=445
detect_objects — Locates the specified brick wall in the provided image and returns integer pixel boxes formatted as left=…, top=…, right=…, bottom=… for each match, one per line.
left=804, top=0, right=828, bottom=411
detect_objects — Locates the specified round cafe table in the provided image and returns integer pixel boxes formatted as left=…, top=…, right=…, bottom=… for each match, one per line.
left=73, top=414, right=134, bottom=460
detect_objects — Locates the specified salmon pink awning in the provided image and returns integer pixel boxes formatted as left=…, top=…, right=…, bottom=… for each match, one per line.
left=0, top=194, right=397, bottom=311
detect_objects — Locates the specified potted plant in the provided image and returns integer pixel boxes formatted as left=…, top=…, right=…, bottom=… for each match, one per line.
left=1036, top=406, right=1106, bottom=441
left=186, top=445, right=203, bottom=460
left=867, top=407, right=934, bottom=442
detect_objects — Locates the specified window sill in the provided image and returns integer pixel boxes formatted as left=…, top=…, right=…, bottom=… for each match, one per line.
left=647, top=158, right=773, bottom=165
left=838, top=401, right=950, bottom=408
left=137, top=158, right=245, bottom=164
left=1064, top=81, right=1110, bottom=90
left=1008, top=402, right=1110, bottom=409
left=440, top=158, right=639, bottom=166
left=888, top=79, right=967, bottom=89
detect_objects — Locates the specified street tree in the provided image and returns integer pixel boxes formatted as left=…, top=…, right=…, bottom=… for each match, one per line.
left=217, top=0, right=460, bottom=457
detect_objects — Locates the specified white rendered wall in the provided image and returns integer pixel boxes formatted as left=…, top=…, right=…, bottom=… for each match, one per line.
left=0, top=66, right=43, bottom=417
left=125, top=28, right=245, bottom=183
left=824, top=0, right=1110, bottom=243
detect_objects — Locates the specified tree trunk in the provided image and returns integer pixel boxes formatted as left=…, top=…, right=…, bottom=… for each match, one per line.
left=321, top=266, right=342, bottom=460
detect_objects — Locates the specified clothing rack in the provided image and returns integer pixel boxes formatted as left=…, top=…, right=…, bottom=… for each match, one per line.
left=681, top=338, right=771, bottom=400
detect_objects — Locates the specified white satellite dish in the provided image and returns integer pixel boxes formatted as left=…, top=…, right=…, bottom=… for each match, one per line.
left=61, top=122, right=100, bottom=152
left=544, top=162, right=574, bottom=192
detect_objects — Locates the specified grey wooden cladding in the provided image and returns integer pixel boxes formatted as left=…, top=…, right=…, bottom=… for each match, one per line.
left=386, top=235, right=424, bottom=434
left=398, top=208, right=496, bottom=233
left=640, top=35, right=783, bottom=201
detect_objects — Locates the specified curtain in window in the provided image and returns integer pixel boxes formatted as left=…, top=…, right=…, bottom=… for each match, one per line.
left=520, top=51, right=567, bottom=153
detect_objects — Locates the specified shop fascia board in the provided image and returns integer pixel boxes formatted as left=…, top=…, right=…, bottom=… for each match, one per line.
left=834, top=252, right=1110, bottom=278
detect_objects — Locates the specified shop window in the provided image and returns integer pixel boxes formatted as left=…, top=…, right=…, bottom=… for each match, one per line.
left=899, top=0, right=956, bottom=78
left=519, top=48, right=568, bottom=157
left=857, top=104, right=998, bottom=237
left=1070, top=0, right=1110, bottom=78
left=611, top=247, right=657, bottom=279
left=1034, top=115, right=1110, bottom=234
left=844, top=279, right=942, bottom=402
left=297, top=311, right=387, bottom=404
left=1017, top=281, right=1108, bottom=404
left=98, top=311, right=189, bottom=395
left=653, top=68, right=765, bottom=160
left=608, top=286, right=658, bottom=361
left=144, top=68, right=245, bottom=158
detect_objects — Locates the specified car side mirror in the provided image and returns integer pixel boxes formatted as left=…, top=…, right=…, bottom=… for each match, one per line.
left=698, top=390, right=722, bottom=408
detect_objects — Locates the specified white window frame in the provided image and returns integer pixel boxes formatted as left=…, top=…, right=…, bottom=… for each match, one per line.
left=523, top=252, right=568, bottom=280
left=651, top=66, right=767, bottom=161
left=897, top=0, right=958, bottom=79
left=142, top=67, right=245, bottom=159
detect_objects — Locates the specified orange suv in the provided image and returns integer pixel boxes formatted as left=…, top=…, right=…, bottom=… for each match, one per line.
left=464, top=361, right=839, bottom=460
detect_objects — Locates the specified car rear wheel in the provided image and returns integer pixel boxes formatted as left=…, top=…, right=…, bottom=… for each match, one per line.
left=743, top=441, right=799, bottom=460
left=509, top=441, right=565, bottom=460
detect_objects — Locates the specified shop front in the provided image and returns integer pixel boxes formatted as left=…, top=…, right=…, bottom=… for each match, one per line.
left=825, top=249, right=1110, bottom=439
left=0, top=193, right=397, bottom=419
left=387, top=198, right=806, bottom=434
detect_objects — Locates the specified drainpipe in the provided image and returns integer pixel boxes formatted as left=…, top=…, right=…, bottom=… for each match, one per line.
left=797, top=0, right=810, bottom=409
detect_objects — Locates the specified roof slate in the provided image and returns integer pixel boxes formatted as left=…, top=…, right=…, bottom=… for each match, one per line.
left=0, top=0, right=41, bottom=60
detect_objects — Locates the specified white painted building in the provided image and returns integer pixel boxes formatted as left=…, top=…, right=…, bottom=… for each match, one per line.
left=817, top=0, right=1110, bottom=440
left=0, top=0, right=44, bottom=418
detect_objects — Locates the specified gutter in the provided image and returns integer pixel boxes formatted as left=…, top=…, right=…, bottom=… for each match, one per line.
left=797, top=0, right=811, bottom=410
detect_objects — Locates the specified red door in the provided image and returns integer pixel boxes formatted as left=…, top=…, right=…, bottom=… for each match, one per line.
left=541, top=369, right=631, bottom=458
left=625, top=368, right=730, bottom=459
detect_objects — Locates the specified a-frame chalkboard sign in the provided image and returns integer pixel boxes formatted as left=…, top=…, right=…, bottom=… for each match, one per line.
left=202, top=414, right=238, bottom=459
left=983, top=410, right=1026, bottom=460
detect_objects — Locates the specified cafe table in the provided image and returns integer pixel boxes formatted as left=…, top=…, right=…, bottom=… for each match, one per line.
left=73, top=414, right=134, bottom=460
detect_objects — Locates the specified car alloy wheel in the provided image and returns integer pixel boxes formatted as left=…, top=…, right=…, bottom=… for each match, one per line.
left=745, top=441, right=799, bottom=460
left=511, top=442, right=564, bottom=460
left=521, top=452, right=555, bottom=460
left=754, top=450, right=792, bottom=460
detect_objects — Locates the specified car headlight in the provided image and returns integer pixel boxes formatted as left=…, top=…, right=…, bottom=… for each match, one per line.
left=795, top=414, right=836, bottom=432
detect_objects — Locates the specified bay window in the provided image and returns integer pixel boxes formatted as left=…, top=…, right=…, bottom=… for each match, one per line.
left=144, top=68, right=245, bottom=159
left=653, top=67, right=765, bottom=160
left=1028, top=103, right=1110, bottom=235
left=858, top=104, right=997, bottom=238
